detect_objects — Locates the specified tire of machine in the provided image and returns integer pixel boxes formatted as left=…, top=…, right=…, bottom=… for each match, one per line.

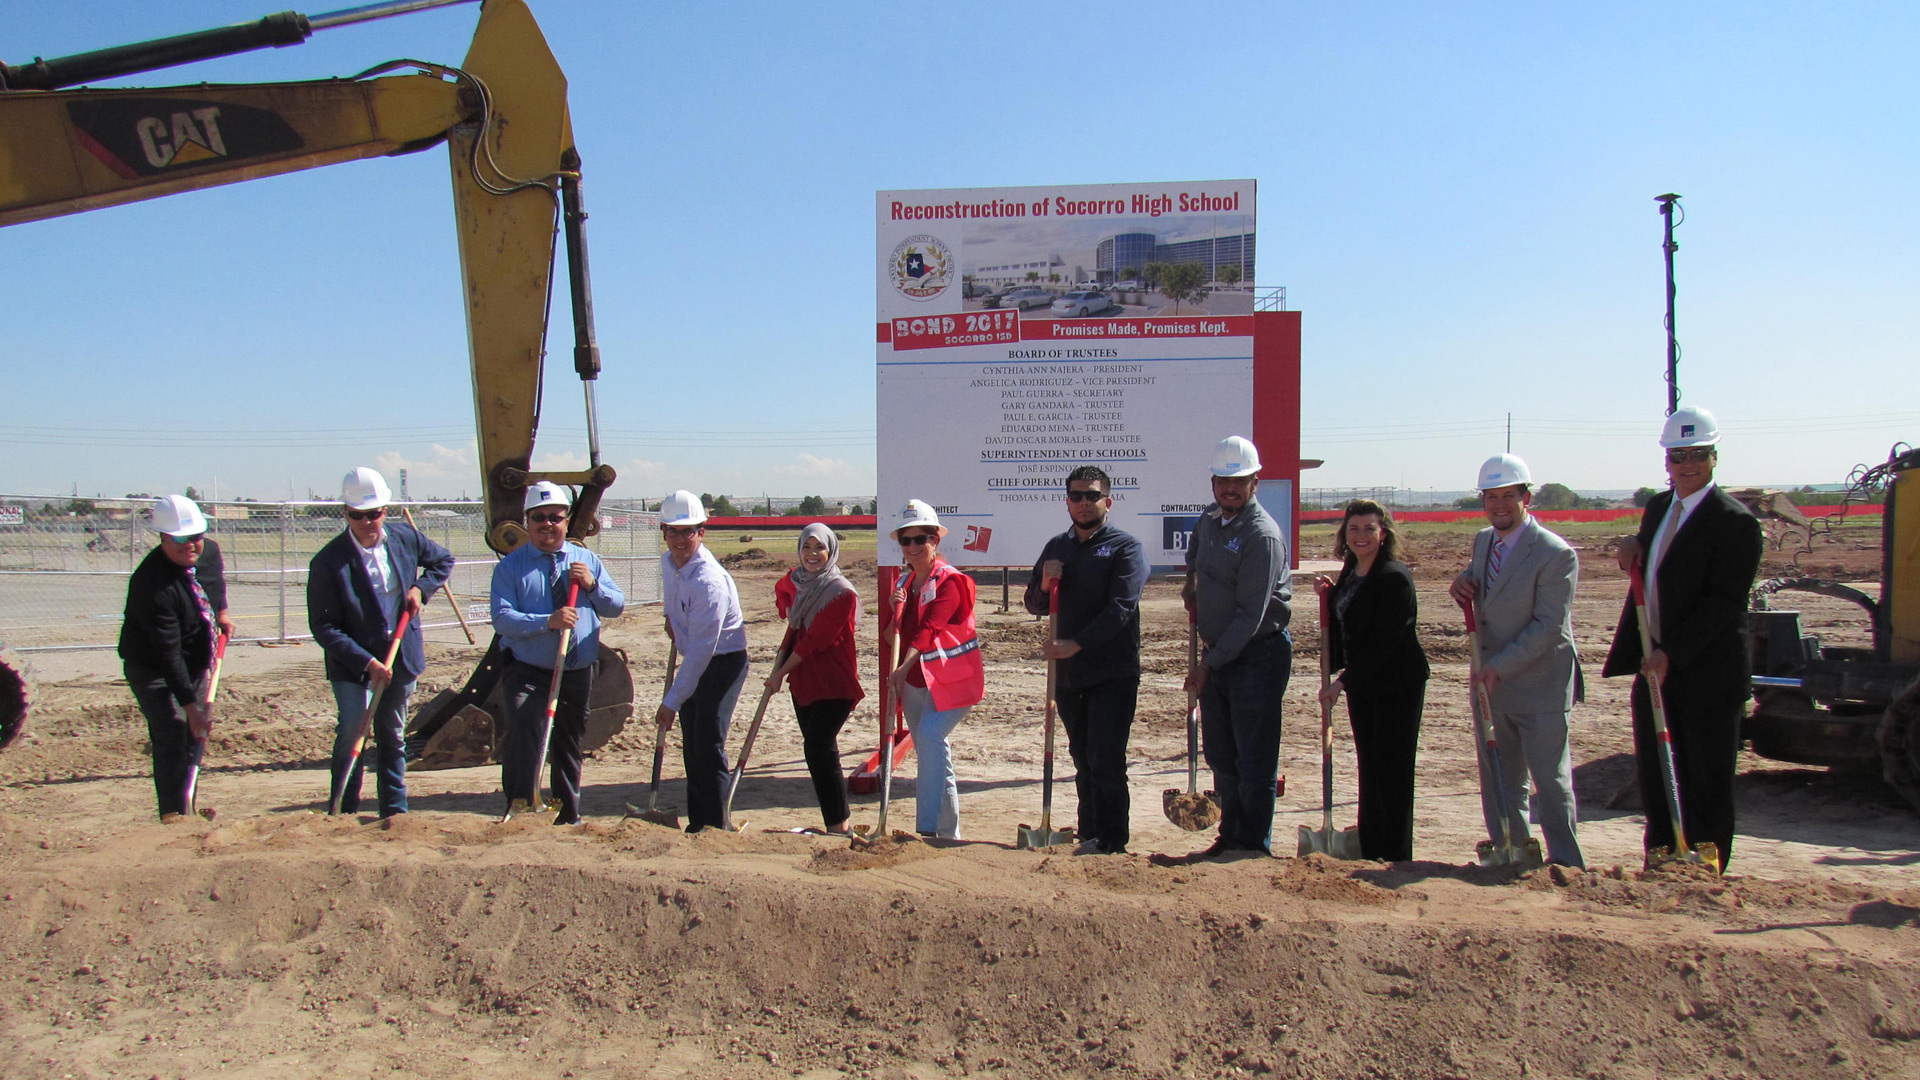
left=1880, top=674, right=1920, bottom=816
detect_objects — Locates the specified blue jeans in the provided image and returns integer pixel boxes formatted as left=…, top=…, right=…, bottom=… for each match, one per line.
left=330, top=678, right=413, bottom=817
left=1199, top=631, right=1291, bottom=852
left=902, top=683, right=970, bottom=838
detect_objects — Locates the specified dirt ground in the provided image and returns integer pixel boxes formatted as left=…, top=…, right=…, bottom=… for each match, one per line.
left=4, top=518, right=1918, bottom=1079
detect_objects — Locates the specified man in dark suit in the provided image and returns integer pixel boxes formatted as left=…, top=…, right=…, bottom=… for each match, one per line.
left=308, top=467, right=455, bottom=817
left=1602, top=406, right=1762, bottom=870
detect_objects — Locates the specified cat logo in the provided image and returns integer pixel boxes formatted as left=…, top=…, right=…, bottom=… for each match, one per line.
left=136, top=107, right=229, bottom=168
left=65, top=97, right=304, bottom=180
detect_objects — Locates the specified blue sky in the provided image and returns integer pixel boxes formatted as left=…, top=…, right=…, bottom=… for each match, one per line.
left=3, top=1, right=1915, bottom=502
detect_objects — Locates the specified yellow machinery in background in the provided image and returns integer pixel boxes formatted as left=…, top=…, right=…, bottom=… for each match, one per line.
left=0, top=0, right=632, bottom=762
left=1747, top=446, right=1920, bottom=813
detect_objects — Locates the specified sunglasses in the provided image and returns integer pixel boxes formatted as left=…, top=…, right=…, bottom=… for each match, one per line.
left=164, top=532, right=205, bottom=545
left=346, top=508, right=385, bottom=522
left=1666, top=448, right=1714, bottom=464
left=1066, top=489, right=1108, bottom=503
left=528, top=511, right=568, bottom=525
left=897, top=533, right=938, bottom=547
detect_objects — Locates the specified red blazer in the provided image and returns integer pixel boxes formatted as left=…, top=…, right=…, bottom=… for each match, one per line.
left=774, top=574, right=865, bottom=707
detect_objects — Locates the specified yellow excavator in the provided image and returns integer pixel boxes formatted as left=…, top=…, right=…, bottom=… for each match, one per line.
left=0, top=0, right=633, bottom=762
left=1746, top=446, right=1920, bottom=814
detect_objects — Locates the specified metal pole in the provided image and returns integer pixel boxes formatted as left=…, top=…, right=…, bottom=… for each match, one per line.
left=278, top=503, right=289, bottom=642
left=1657, top=193, right=1682, bottom=415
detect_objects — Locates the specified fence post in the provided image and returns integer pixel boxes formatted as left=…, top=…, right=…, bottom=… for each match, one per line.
left=278, top=503, right=289, bottom=642
left=127, top=505, right=139, bottom=572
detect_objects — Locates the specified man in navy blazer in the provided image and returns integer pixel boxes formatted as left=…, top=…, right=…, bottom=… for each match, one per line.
left=1602, top=407, right=1762, bottom=871
left=308, top=467, right=456, bottom=817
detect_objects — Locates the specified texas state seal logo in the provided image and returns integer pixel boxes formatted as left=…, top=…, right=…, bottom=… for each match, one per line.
left=889, top=234, right=954, bottom=300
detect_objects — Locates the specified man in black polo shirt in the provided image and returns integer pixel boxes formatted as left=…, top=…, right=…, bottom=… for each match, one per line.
left=1023, top=465, right=1149, bottom=854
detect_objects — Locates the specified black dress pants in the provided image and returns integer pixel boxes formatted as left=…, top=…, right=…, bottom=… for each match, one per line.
left=1630, top=675, right=1741, bottom=868
left=1056, top=677, right=1138, bottom=851
left=500, top=660, right=593, bottom=821
left=125, top=662, right=201, bottom=818
left=680, top=650, right=748, bottom=831
left=793, top=697, right=855, bottom=826
left=1346, top=681, right=1425, bottom=862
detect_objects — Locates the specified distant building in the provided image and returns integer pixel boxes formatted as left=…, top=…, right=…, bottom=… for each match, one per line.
left=1096, top=229, right=1255, bottom=283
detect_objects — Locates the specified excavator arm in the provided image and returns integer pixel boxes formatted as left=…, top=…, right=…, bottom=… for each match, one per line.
left=0, top=0, right=612, bottom=552
left=0, top=0, right=629, bottom=762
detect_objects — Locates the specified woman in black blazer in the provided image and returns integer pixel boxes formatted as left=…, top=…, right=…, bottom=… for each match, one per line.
left=1315, top=499, right=1429, bottom=861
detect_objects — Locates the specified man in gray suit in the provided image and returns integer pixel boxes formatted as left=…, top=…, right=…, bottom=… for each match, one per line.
left=1448, top=453, right=1585, bottom=868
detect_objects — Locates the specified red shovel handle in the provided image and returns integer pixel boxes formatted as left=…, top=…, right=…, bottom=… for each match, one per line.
left=1458, top=597, right=1478, bottom=634
left=1628, top=564, right=1647, bottom=608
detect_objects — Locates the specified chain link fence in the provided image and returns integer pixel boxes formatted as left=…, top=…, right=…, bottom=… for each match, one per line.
left=0, top=497, right=660, bottom=651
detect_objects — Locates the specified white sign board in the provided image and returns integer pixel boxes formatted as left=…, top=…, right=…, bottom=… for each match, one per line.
left=877, top=180, right=1257, bottom=567
left=0, top=505, right=22, bottom=526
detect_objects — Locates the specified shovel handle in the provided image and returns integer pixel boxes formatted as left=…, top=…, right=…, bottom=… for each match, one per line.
left=528, top=582, right=582, bottom=811
left=329, top=608, right=413, bottom=815
left=1038, top=581, right=1060, bottom=830
left=1628, top=564, right=1696, bottom=859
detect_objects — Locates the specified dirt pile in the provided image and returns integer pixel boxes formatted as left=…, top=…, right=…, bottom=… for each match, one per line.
left=5, top=813, right=1918, bottom=1079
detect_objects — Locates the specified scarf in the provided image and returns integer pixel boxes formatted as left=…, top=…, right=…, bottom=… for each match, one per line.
left=786, top=522, right=855, bottom=630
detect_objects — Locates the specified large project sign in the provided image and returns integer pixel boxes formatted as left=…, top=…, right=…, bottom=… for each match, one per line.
left=877, top=179, right=1259, bottom=567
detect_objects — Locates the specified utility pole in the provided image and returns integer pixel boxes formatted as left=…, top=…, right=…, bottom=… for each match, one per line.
left=1657, top=193, right=1682, bottom=415
left=1505, top=412, right=1512, bottom=453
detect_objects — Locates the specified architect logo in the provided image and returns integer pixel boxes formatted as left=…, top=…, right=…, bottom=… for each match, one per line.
left=65, top=98, right=304, bottom=181
left=962, top=525, right=992, bottom=553
left=888, top=234, right=953, bottom=300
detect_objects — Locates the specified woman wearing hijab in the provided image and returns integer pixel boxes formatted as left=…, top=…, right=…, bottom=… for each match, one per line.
left=767, top=523, right=863, bottom=834
left=887, top=499, right=984, bottom=839
left=1315, top=499, right=1429, bottom=861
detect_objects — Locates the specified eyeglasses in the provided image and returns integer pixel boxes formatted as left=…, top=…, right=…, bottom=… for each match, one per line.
left=1666, top=448, right=1715, bottom=464
left=661, top=525, right=699, bottom=538
left=1066, top=489, right=1107, bottom=503
left=528, top=512, right=568, bottom=525
left=346, top=508, right=385, bottom=522
left=897, top=533, right=938, bottom=547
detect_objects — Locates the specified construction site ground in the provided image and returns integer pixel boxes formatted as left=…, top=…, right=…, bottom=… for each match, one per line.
left=4, top=518, right=1917, bottom=1079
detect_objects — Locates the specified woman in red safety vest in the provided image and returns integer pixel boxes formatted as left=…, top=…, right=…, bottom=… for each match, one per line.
left=886, top=499, right=984, bottom=838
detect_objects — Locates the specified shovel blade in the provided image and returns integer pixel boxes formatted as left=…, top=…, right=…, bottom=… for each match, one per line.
left=1646, top=840, right=1722, bottom=875
left=623, top=801, right=681, bottom=830
left=1475, top=837, right=1546, bottom=869
left=1296, top=824, right=1364, bottom=860
left=1015, top=823, right=1075, bottom=850
left=1162, top=788, right=1223, bottom=832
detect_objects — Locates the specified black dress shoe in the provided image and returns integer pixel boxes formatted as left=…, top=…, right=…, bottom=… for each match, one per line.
left=1197, top=836, right=1234, bottom=858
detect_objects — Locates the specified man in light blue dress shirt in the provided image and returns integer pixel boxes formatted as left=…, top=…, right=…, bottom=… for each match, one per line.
left=490, top=482, right=625, bottom=823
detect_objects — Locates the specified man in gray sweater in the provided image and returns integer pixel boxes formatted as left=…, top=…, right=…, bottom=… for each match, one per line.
left=1182, top=435, right=1292, bottom=856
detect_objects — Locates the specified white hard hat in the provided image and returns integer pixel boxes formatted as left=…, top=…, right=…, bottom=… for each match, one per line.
left=658, top=489, right=707, bottom=526
left=341, top=467, right=392, bottom=511
left=151, top=495, right=207, bottom=538
left=1476, top=453, right=1533, bottom=491
left=1660, top=406, right=1721, bottom=448
left=890, top=498, right=947, bottom=539
left=1210, top=435, right=1261, bottom=478
left=524, top=481, right=574, bottom=512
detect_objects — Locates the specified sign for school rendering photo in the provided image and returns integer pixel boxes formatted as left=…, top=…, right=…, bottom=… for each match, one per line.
left=876, top=179, right=1297, bottom=568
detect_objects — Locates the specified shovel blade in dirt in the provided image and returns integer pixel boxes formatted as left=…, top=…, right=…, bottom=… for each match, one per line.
left=1475, top=837, right=1545, bottom=869
left=1015, top=819, right=1074, bottom=850
left=1162, top=787, right=1222, bottom=832
left=1647, top=840, right=1722, bottom=873
left=623, top=799, right=681, bottom=830
left=1296, top=821, right=1363, bottom=860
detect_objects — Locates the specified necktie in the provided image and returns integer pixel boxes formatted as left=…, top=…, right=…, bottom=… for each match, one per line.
left=186, top=566, right=217, bottom=677
left=1487, top=537, right=1506, bottom=583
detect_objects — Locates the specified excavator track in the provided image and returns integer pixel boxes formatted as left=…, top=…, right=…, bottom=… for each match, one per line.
left=0, top=649, right=27, bottom=752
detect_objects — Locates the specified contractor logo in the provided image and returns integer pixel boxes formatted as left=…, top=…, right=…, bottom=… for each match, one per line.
left=888, top=234, right=954, bottom=300
left=65, top=98, right=304, bottom=181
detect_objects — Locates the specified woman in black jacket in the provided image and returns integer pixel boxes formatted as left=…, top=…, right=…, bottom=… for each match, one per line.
left=1315, top=499, right=1429, bottom=861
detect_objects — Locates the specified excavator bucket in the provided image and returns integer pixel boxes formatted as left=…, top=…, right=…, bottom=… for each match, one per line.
left=409, top=645, right=633, bottom=771
left=0, top=648, right=29, bottom=753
